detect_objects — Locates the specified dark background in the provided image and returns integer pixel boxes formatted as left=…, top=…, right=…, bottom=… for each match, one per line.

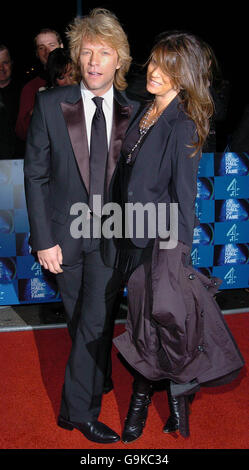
left=1, top=0, right=248, bottom=133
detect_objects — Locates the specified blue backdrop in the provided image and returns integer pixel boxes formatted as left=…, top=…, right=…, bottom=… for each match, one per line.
left=0, top=153, right=248, bottom=305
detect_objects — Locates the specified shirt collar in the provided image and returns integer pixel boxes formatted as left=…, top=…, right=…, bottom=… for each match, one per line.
left=80, top=81, right=114, bottom=109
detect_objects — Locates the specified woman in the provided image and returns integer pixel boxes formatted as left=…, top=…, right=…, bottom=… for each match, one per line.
left=112, top=31, right=245, bottom=442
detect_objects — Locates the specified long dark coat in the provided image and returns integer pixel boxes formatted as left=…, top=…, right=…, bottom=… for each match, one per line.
left=113, top=96, right=244, bottom=395
left=113, top=240, right=244, bottom=395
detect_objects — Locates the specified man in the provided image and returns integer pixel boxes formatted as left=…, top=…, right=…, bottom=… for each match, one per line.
left=24, top=8, right=138, bottom=443
left=15, top=28, right=64, bottom=142
left=0, top=45, right=24, bottom=157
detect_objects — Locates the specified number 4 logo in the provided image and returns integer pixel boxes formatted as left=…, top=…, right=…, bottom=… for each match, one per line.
left=227, top=178, right=240, bottom=197
left=226, top=224, right=239, bottom=242
left=224, top=267, right=237, bottom=285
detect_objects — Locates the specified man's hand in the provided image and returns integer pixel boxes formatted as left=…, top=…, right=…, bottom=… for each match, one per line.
left=37, top=244, right=63, bottom=274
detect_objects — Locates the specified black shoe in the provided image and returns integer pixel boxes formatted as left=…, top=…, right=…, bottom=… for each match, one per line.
left=58, top=416, right=120, bottom=444
left=122, top=391, right=151, bottom=443
left=103, top=377, right=114, bottom=394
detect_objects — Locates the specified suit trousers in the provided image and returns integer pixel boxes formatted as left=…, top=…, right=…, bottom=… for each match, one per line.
left=56, top=238, right=123, bottom=422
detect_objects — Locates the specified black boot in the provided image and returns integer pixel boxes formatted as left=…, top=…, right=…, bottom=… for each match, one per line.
left=163, top=392, right=180, bottom=434
left=122, top=377, right=152, bottom=443
left=163, top=388, right=194, bottom=437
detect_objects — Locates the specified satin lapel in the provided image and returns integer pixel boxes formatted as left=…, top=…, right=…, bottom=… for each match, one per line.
left=106, top=99, right=132, bottom=190
left=60, top=99, right=90, bottom=193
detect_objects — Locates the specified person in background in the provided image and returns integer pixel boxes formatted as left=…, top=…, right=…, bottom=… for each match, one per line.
left=15, top=28, right=64, bottom=142
left=46, top=48, right=75, bottom=88
left=0, top=45, right=24, bottom=157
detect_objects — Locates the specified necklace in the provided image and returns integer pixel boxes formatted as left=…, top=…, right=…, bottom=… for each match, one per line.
left=126, top=101, right=164, bottom=164
left=139, top=102, right=162, bottom=134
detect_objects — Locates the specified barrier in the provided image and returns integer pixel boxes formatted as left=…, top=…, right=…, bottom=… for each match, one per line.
left=0, top=153, right=248, bottom=305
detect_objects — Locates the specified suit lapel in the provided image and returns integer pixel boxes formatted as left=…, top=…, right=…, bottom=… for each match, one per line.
left=106, top=93, right=133, bottom=190
left=60, top=94, right=90, bottom=193
left=60, top=86, right=134, bottom=196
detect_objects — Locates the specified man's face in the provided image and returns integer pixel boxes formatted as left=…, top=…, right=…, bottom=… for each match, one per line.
left=79, top=37, right=120, bottom=95
left=0, top=49, right=12, bottom=87
left=36, top=32, right=63, bottom=65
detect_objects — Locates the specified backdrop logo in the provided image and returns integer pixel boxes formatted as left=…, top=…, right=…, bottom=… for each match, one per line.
left=225, top=199, right=243, bottom=220
left=31, top=262, right=43, bottom=277
left=225, top=153, right=240, bottom=174
left=191, top=247, right=201, bottom=266
left=226, top=178, right=240, bottom=197
left=30, top=278, right=46, bottom=299
left=224, top=244, right=240, bottom=264
left=226, top=224, right=239, bottom=242
left=216, top=152, right=249, bottom=176
left=224, top=267, right=237, bottom=285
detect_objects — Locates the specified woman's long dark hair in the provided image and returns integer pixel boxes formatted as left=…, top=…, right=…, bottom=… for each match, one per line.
left=150, top=31, right=214, bottom=156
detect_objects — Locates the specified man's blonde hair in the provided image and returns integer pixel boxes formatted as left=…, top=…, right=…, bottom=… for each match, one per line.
left=66, top=8, right=132, bottom=90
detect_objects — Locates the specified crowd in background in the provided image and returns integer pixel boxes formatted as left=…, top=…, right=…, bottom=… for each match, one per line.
left=0, top=26, right=248, bottom=159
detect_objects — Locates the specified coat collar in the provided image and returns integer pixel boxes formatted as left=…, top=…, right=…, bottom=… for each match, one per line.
left=60, top=85, right=133, bottom=194
left=125, top=94, right=182, bottom=139
left=160, top=95, right=182, bottom=125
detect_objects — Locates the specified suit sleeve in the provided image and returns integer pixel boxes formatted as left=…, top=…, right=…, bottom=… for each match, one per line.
left=170, top=119, right=200, bottom=248
left=24, top=93, right=55, bottom=251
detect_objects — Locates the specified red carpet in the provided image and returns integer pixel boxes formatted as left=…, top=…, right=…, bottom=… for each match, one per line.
left=0, top=313, right=248, bottom=450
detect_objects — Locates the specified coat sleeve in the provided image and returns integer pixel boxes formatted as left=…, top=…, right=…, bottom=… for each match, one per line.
left=170, top=118, right=200, bottom=248
left=24, top=93, right=55, bottom=252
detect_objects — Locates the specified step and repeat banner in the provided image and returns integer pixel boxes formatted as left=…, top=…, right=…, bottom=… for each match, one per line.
left=0, top=153, right=248, bottom=305
left=194, top=152, right=249, bottom=288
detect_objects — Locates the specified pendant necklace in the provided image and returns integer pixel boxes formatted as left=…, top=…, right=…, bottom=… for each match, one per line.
left=126, top=101, right=164, bottom=164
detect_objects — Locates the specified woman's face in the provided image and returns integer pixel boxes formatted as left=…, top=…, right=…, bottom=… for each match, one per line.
left=146, top=56, right=178, bottom=101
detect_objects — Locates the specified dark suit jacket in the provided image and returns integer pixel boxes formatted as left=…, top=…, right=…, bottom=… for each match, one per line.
left=112, top=95, right=200, bottom=249
left=24, top=84, right=139, bottom=262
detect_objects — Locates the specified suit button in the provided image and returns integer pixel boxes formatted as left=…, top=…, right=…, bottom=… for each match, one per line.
left=189, top=273, right=195, bottom=280
left=197, top=345, right=204, bottom=352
